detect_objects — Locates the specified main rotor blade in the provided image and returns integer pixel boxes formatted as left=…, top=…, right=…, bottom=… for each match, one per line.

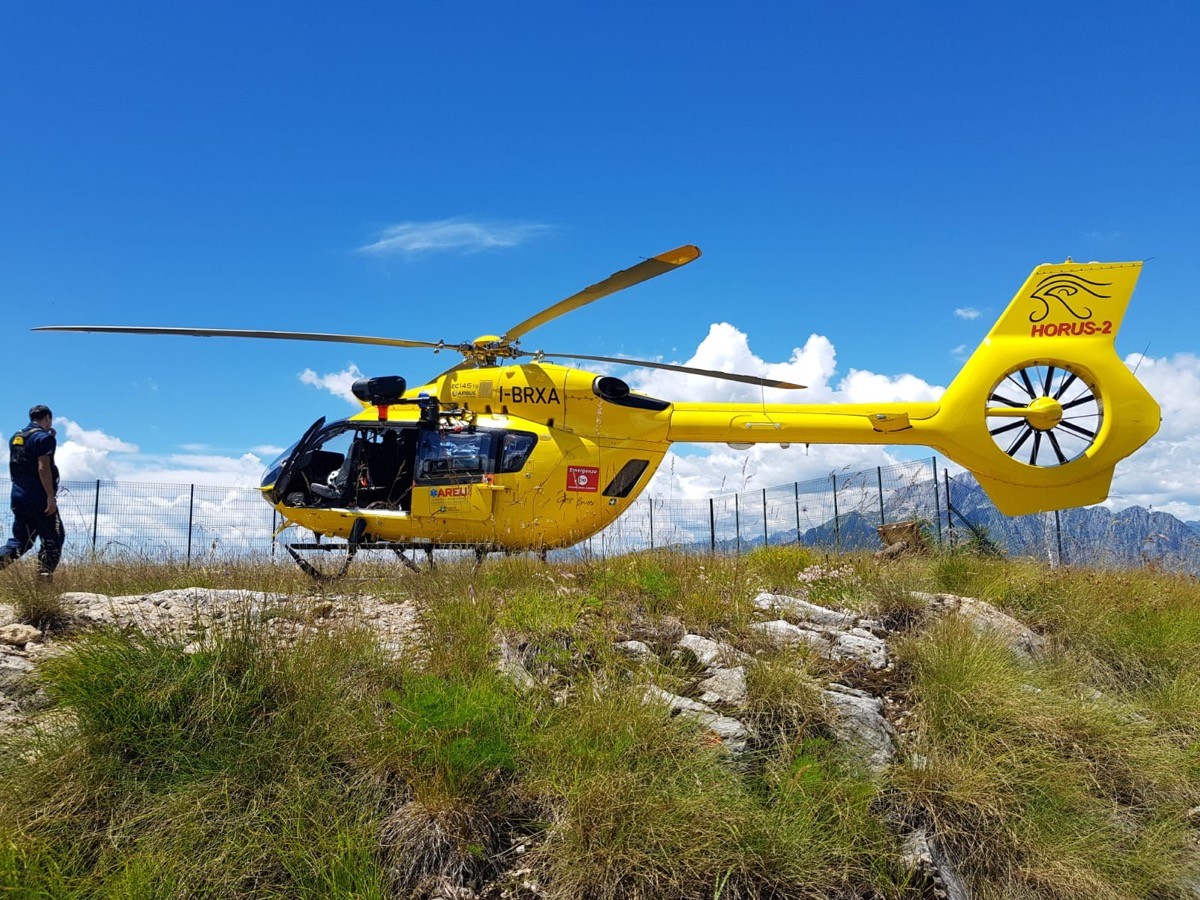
left=502, top=245, right=701, bottom=342
left=34, top=325, right=455, bottom=351
left=531, top=350, right=805, bottom=390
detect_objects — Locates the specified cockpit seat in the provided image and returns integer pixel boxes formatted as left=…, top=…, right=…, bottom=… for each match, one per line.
left=311, top=453, right=353, bottom=501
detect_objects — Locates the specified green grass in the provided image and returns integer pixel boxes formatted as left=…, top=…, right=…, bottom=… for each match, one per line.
left=895, top=616, right=1200, bottom=899
left=523, top=680, right=897, bottom=899
left=2, top=550, right=1199, bottom=898
left=741, top=650, right=827, bottom=740
left=0, top=617, right=397, bottom=897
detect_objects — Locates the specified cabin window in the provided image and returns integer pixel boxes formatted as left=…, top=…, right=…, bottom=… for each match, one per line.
left=416, top=430, right=496, bottom=484
left=498, top=431, right=537, bottom=473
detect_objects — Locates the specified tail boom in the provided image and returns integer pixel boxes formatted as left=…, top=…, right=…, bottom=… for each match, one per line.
left=664, top=261, right=1160, bottom=515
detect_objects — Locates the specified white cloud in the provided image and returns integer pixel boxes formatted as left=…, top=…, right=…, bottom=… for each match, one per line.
left=954, top=307, right=981, bottom=320
left=1102, top=352, right=1200, bottom=520
left=54, top=418, right=139, bottom=482
left=47, top=417, right=267, bottom=488
left=61, top=419, right=138, bottom=453
left=626, top=322, right=941, bottom=406
left=251, top=444, right=286, bottom=457
left=630, top=323, right=943, bottom=498
left=648, top=442, right=913, bottom=501
left=627, top=324, right=837, bottom=406
left=110, top=452, right=267, bottom=487
left=357, top=218, right=551, bottom=257
left=299, top=364, right=366, bottom=406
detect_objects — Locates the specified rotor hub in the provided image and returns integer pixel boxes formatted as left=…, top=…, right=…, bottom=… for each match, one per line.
left=1024, top=395, right=1063, bottom=431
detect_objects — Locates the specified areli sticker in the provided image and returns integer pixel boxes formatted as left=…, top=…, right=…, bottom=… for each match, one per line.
left=566, top=465, right=599, bottom=492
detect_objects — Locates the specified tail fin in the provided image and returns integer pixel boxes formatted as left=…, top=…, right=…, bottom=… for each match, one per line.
left=934, top=260, right=1160, bottom=515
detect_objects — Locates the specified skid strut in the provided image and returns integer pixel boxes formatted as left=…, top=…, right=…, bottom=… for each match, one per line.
left=283, top=530, right=499, bottom=582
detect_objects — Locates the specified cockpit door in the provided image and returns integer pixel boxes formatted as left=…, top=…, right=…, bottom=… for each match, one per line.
left=270, top=417, right=326, bottom=502
left=409, top=427, right=499, bottom=521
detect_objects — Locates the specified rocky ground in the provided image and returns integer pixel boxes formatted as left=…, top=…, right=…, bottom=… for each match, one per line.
left=0, top=581, right=1061, bottom=900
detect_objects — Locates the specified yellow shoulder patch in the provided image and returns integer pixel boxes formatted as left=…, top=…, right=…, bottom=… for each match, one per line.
left=12, top=436, right=23, bottom=445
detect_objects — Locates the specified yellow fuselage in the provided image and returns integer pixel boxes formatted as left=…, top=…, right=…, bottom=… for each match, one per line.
left=266, top=260, right=1160, bottom=550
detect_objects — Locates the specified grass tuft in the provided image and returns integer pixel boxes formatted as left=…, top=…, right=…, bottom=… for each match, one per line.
left=0, top=616, right=396, bottom=897
left=524, top=680, right=895, bottom=898
left=896, top=615, right=1200, bottom=898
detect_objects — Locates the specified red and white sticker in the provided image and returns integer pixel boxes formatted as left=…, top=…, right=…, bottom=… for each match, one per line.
left=566, top=465, right=599, bottom=492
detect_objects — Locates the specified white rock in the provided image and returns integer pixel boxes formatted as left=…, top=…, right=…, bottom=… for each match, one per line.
left=749, top=620, right=888, bottom=669
left=644, top=686, right=751, bottom=752
left=823, top=688, right=898, bottom=774
left=57, top=592, right=109, bottom=605
left=614, top=640, right=654, bottom=657
left=0, top=624, right=42, bottom=647
left=750, top=619, right=824, bottom=647
left=696, top=666, right=748, bottom=705
left=677, top=634, right=748, bottom=669
left=751, top=591, right=856, bottom=627
left=497, top=642, right=535, bottom=691
left=826, top=681, right=874, bottom=700
left=914, top=592, right=1046, bottom=660
left=900, top=827, right=973, bottom=900
left=0, top=653, right=36, bottom=677
left=830, top=632, right=889, bottom=669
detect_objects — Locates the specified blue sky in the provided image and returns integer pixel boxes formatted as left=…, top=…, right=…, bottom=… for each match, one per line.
left=3, top=1, right=1198, bottom=515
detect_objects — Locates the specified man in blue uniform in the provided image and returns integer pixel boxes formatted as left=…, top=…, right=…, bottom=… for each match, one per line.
left=1, top=405, right=64, bottom=576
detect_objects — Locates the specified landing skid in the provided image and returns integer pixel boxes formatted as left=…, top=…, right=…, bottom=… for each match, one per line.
left=282, top=539, right=504, bottom=583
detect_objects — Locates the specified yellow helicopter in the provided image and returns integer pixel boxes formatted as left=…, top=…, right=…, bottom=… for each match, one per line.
left=37, top=246, right=1160, bottom=577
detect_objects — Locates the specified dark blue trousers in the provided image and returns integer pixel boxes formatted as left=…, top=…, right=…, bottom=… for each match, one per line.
left=0, top=501, right=64, bottom=574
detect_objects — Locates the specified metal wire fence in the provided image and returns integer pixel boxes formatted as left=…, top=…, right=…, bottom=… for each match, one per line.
left=1, top=459, right=1196, bottom=572
left=0, top=478, right=278, bottom=561
left=582, top=458, right=941, bottom=557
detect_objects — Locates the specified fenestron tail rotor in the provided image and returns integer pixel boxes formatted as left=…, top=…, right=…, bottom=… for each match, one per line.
left=985, top=363, right=1101, bottom=467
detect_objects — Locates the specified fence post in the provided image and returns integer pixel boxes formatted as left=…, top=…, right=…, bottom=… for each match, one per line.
left=649, top=499, right=654, bottom=550
left=877, top=466, right=885, bottom=526
left=762, top=488, right=768, bottom=548
left=709, top=498, right=716, bottom=554
left=92, top=479, right=100, bottom=554
left=944, top=470, right=954, bottom=545
left=1055, top=508, right=1064, bottom=565
left=931, top=457, right=942, bottom=545
left=831, top=473, right=840, bottom=552
left=734, top=493, right=741, bottom=555
left=186, top=484, right=195, bottom=563
left=794, top=482, right=801, bottom=544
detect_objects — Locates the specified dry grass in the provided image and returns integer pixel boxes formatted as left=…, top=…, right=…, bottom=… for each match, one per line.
left=1, top=549, right=1198, bottom=897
